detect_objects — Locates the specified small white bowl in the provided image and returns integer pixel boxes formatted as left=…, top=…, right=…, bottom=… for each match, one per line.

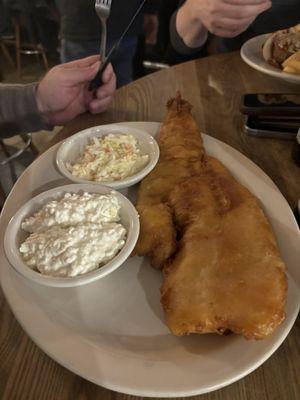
left=56, top=124, right=160, bottom=190
left=4, top=184, right=140, bottom=288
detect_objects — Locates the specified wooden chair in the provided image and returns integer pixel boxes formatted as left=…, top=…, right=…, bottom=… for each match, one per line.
left=0, top=37, right=15, bottom=69
left=0, top=15, right=49, bottom=77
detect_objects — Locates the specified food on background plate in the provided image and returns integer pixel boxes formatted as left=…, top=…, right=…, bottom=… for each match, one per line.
left=135, top=92, right=287, bottom=340
left=20, top=192, right=126, bottom=277
left=66, top=133, right=149, bottom=182
left=282, top=51, right=300, bottom=74
left=262, top=24, right=300, bottom=73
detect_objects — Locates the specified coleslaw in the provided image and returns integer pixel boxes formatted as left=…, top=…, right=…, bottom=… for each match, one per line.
left=67, top=133, right=149, bottom=182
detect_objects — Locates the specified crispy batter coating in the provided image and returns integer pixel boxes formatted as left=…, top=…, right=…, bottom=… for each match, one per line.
left=135, top=204, right=177, bottom=269
left=135, top=92, right=287, bottom=339
left=162, top=159, right=287, bottom=339
left=135, top=93, right=205, bottom=268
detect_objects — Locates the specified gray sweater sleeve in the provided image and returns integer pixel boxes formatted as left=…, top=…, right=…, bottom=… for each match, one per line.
left=169, top=8, right=205, bottom=55
left=0, top=83, right=52, bottom=137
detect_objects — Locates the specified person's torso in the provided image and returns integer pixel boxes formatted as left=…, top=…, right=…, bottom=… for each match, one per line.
left=56, top=0, right=144, bottom=41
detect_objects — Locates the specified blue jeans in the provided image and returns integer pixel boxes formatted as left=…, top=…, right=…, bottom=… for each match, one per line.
left=61, top=36, right=138, bottom=87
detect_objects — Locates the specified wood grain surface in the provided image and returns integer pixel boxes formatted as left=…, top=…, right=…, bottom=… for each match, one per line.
left=1, top=52, right=299, bottom=400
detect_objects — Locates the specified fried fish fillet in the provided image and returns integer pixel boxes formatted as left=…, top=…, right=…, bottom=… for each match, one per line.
left=136, top=204, right=177, bottom=269
left=162, top=158, right=287, bottom=339
left=136, top=93, right=287, bottom=339
left=135, top=94, right=205, bottom=268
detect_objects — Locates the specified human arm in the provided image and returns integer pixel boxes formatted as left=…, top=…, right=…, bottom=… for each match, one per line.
left=0, top=83, right=48, bottom=137
left=171, top=0, right=271, bottom=53
left=0, top=55, right=116, bottom=136
left=143, top=0, right=160, bottom=45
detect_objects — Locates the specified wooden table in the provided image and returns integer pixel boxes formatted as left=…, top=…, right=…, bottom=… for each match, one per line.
left=1, top=52, right=299, bottom=400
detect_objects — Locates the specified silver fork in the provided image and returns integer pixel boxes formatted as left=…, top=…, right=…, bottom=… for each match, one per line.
left=95, top=0, right=112, bottom=60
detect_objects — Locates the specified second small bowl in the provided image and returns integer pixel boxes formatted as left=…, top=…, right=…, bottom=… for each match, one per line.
left=4, top=183, right=140, bottom=288
left=56, top=124, right=160, bottom=190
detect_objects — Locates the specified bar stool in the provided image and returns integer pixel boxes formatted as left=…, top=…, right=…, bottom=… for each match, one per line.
left=0, top=15, right=49, bottom=77
left=0, top=133, right=39, bottom=207
left=0, top=36, right=15, bottom=69
left=16, top=15, right=49, bottom=76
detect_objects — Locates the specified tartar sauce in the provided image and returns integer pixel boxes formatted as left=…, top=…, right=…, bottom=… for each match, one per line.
left=66, top=133, right=149, bottom=182
left=20, top=192, right=127, bottom=277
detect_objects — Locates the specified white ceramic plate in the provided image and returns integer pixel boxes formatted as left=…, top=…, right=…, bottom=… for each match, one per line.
left=241, top=33, right=300, bottom=84
left=0, top=122, right=299, bottom=397
left=56, top=124, right=160, bottom=190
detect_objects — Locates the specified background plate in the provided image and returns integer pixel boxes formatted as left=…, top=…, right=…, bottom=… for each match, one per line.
left=0, top=122, right=299, bottom=398
left=241, top=34, right=300, bottom=84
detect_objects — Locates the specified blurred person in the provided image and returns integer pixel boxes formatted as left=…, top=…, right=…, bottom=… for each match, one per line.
left=0, top=55, right=116, bottom=136
left=152, top=0, right=209, bottom=66
left=55, top=0, right=160, bottom=87
left=170, top=0, right=300, bottom=55
left=0, top=0, right=14, bottom=38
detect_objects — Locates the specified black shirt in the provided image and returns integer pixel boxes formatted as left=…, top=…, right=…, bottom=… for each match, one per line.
left=56, top=0, right=160, bottom=41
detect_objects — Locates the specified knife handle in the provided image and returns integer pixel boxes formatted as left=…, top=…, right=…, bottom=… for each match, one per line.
left=88, top=58, right=110, bottom=92
left=88, top=70, right=103, bottom=92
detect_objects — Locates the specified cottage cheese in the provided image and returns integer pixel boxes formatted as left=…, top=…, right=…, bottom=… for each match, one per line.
left=20, top=223, right=126, bottom=277
left=20, top=192, right=127, bottom=277
left=67, top=133, right=149, bottom=182
left=22, top=192, right=120, bottom=233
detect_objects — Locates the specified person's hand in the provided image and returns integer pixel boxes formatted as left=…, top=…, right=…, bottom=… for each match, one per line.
left=181, top=0, right=271, bottom=38
left=36, top=55, right=116, bottom=126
